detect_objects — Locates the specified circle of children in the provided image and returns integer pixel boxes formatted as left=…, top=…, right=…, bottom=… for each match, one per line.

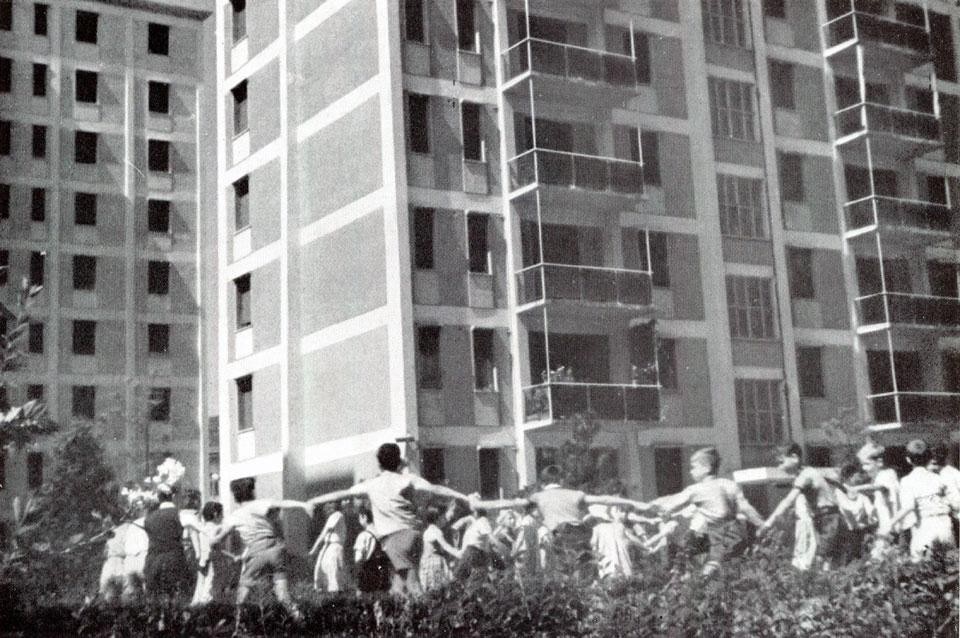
left=100, top=438, right=960, bottom=609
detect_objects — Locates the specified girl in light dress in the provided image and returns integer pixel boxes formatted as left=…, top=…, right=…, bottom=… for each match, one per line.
left=589, top=506, right=645, bottom=580
left=309, top=502, right=347, bottom=593
left=122, top=507, right=150, bottom=600
left=98, top=519, right=128, bottom=601
left=420, top=506, right=462, bottom=590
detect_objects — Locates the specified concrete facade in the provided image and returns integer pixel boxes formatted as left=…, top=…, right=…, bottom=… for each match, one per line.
left=0, top=0, right=213, bottom=506
left=212, top=0, right=959, bottom=506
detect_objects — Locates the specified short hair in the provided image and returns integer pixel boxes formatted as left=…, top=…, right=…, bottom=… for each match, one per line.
left=930, top=444, right=950, bottom=465
left=839, top=458, right=862, bottom=483
left=776, top=443, right=803, bottom=463
left=157, top=484, right=175, bottom=502
left=691, top=447, right=721, bottom=474
left=422, top=506, right=442, bottom=526
left=184, top=489, right=202, bottom=511
left=230, top=477, right=256, bottom=504
left=201, top=501, right=223, bottom=522
left=539, top=465, right=563, bottom=485
left=377, top=443, right=403, bottom=472
left=906, top=439, right=931, bottom=467
left=356, top=507, right=373, bottom=523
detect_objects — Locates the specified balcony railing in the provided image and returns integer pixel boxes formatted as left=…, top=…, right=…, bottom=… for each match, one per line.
left=516, top=263, right=653, bottom=307
left=523, top=381, right=660, bottom=423
left=857, top=292, right=960, bottom=328
left=869, top=391, right=960, bottom=426
left=509, top=148, right=644, bottom=195
left=502, top=37, right=639, bottom=89
left=823, top=11, right=929, bottom=55
left=835, top=102, right=940, bottom=142
left=844, top=195, right=952, bottom=234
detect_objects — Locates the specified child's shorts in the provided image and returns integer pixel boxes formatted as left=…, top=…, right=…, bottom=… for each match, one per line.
left=239, top=544, right=287, bottom=588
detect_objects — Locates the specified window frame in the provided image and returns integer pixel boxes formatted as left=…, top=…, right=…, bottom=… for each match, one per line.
left=232, top=80, right=248, bottom=136
left=32, top=62, right=47, bottom=97
left=466, top=212, right=490, bottom=274
left=72, top=384, right=96, bottom=419
left=28, top=251, right=43, bottom=286
left=147, top=138, right=171, bottom=173
left=702, top=0, right=750, bottom=48
left=72, top=254, right=96, bottom=291
left=31, top=187, right=45, bottom=222
left=147, top=260, right=170, bottom=295
left=34, top=4, right=48, bottom=36
left=472, top=327, right=497, bottom=391
left=787, top=247, right=815, bottom=300
left=717, top=174, right=766, bottom=239
left=147, top=199, right=170, bottom=233
left=797, top=346, right=825, bottom=398
left=657, top=337, right=678, bottom=390
left=74, top=130, right=98, bottom=164
left=147, top=323, right=170, bottom=355
left=148, top=80, right=170, bottom=114
left=735, top=378, right=785, bottom=447
left=639, top=231, right=671, bottom=287
left=455, top=0, right=477, bottom=52
left=778, top=152, right=804, bottom=203
left=0, top=1, right=10, bottom=31
left=413, top=207, right=434, bottom=270
left=769, top=60, right=795, bottom=110
left=31, top=124, right=46, bottom=159
left=708, top=77, right=757, bottom=141
left=147, top=22, right=170, bottom=56
left=0, top=183, right=8, bottom=219
left=0, top=120, right=10, bottom=155
left=148, top=387, right=171, bottom=422
left=404, top=0, right=426, bottom=43
left=233, top=176, right=250, bottom=230
left=461, top=101, right=483, bottom=162
left=407, top=93, right=430, bottom=154
left=28, top=321, right=44, bottom=354
left=235, top=274, right=251, bottom=328
left=0, top=56, right=10, bottom=93
left=75, top=69, right=98, bottom=103
left=726, top=275, right=776, bottom=339
left=416, top=325, right=442, bottom=389
left=230, top=0, right=246, bottom=43
left=72, top=319, right=96, bottom=355
left=74, top=192, right=97, bottom=226
left=236, top=374, right=253, bottom=431
left=75, top=10, right=98, bottom=44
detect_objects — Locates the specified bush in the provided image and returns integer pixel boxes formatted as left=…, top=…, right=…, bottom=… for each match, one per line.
left=2, top=544, right=956, bottom=637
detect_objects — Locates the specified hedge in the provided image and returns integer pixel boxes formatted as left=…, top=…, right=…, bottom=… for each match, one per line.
left=1, top=544, right=956, bottom=637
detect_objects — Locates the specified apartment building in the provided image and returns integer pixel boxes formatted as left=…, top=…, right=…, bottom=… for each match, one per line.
left=213, top=0, right=959, bottom=507
left=0, top=0, right=214, bottom=506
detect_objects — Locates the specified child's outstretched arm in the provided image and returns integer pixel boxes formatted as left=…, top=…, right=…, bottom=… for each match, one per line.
left=308, top=485, right=365, bottom=508
left=584, top=494, right=654, bottom=512
left=759, top=487, right=800, bottom=534
left=734, top=488, right=765, bottom=528
left=469, top=496, right=530, bottom=511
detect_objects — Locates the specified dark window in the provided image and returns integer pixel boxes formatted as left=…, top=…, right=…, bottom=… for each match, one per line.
left=72, top=255, right=96, bottom=290
left=657, top=338, right=678, bottom=390
left=0, top=448, right=5, bottom=490
left=32, top=63, right=47, bottom=97
left=925, top=175, right=947, bottom=205
left=149, top=387, right=171, bottom=421
left=148, top=139, right=170, bottom=172
left=420, top=448, right=445, bottom=483
left=72, top=385, right=95, bottom=419
left=74, top=131, right=97, bottom=164
left=461, top=102, right=482, bottom=161
left=148, top=323, right=169, bottom=354
left=639, top=231, right=670, bottom=287
left=641, top=131, right=660, bottom=186
left=407, top=93, right=429, bottom=153
left=148, top=23, right=169, bottom=55
left=230, top=0, right=246, bottom=42
left=75, top=10, right=98, bottom=44
left=467, top=213, right=489, bottom=274
left=28, top=322, right=43, bottom=353
left=797, top=346, right=824, bottom=398
left=27, top=452, right=43, bottom=489
left=34, top=4, right=47, bottom=36
left=907, top=86, right=934, bottom=114
left=0, top=120, right=10, bottom=155
left=763, top=0, right=786, bottom=18
left=235, top=274, right=251, bottom=327
left=943, top=351, right=960, bottom=393
left=413, top=208, right=434, bottom=269
left=478, top=448, right=500, bottom=499
left=236, top=375, right=252, bottom=430
left=232, top=80, right=247, bottom=134
left=0, top=1, right=10, bottom=30
left=654, top=447, right=684, bottom=496
left=75, top=70, right=98, bottom=103
left=74, top=192, right=96, bottom=225
left=0, top=249, right=7, bottom=285
left=233, top=177, right=249, bottom=229
left=148, top=199, right=170, bottom=233
left=404, top=0, right=425, bottom=42
left=0, top=57, right=10, bottom=92
left=148, top=81, right=169, bottom=114
left=456, top=0, right=475, bottom=50
left=417, top=325, right=441, bottom=389
left=632, top=31, right=651, bottom=84
left=72, top=320, right=96, bottom=355
left=931, top=12, right=956, bottom=83
left=778, top=152, right=804, bottom=202
left=27, top=384, right=43, bottom=401
left=788, top=247, right=815, bottom=299
left=30, top=187, right=44, bottom=221
left=31, top=125, right=46, bottom=158
left=28, top=251, right=43, bottom=285
left=0, top=183, right=7, bottom=218
left=147, top=260, right=170, bottom=295
left=769, top=60, right=795, bottom=109
left=928, top=261, right=958, bottom=298
left=473, top=328, right=496, bottom=390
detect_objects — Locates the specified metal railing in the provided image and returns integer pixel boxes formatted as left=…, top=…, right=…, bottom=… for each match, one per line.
left=835, top=102, right=940, bottom=141
left=856, top=292, right=960, bottom=327
left=823, top=10, right=929, bottom=54
left=516, top=263, right=653, bottom=307
left=508, top=148, right=644, bottom=195
left=523, top=381, right=660, bottom=423
left=502, top=37, right=639, bottom=89
left=844, top=195, right=952, bottom=233
left=869, top=391, right=960, bottom=425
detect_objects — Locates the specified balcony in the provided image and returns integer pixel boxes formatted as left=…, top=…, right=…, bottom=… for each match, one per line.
left=508, top=147, right=644, bottom=207
left=503, top=37, right=638, bottom=89
left=856, top=292, right=960, bottom=330
left=822, top=10, right=929, bottom=73
left=844, top=195, right=951, bottom=237
left=516, top=263, right=653, bottom=312
left=869, top=391, right=960, bottom=429
left=834, top=102, right=941, bottom=159
left=522, top=381, right=660, bottom=425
